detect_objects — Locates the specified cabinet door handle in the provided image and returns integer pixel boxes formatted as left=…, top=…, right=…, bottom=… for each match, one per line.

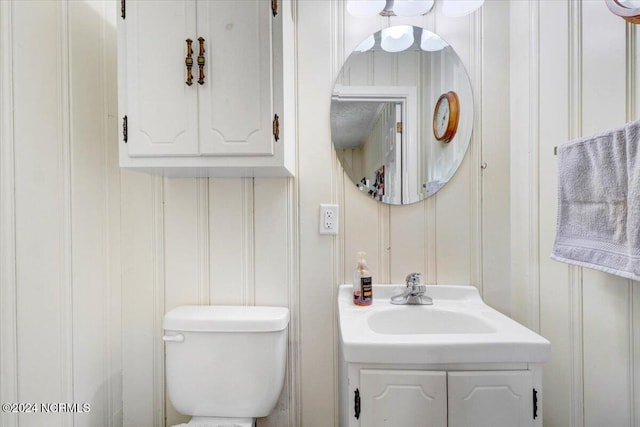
left=273, top=114, right=280, bottom=142
left=197, top=37, right=205, bottom=85
left=185, top=38, right=194, bottom=86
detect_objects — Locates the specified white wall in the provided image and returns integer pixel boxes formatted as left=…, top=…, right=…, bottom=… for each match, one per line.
left=511, top=2, right=640, bottom=426
left=10, top=2, right=639, bottom=427
left=124, top=1, right=510, bottom=425
left=1, top=1, right=512, bottom=427
left=121, top=175, right=299, bottom=427
left=0, top=1, right=122, bottom=427
left=299, top=1, right=511, bottom=425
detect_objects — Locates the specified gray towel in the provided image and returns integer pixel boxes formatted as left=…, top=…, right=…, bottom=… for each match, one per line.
left=551, top=119, right=640, bottom=281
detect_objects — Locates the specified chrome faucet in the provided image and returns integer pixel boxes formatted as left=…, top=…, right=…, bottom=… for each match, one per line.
left=390, top=273, right=433, bottom=305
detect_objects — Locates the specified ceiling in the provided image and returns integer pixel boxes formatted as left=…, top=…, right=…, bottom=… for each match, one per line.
left=330, top=100, right=386, bottom=150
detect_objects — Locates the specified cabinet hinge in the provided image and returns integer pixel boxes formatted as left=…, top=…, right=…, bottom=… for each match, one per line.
left=271, top=0, right=278, bottom=17
left=396, top=122, right=403, bottom=133
left=122, top=115, right=128, bottom=143
left=273, top=114, right=280, bottom=142
left=354, top=388, right=360, bottom=420
left=533, top=388, right=538, bottom=419
left=121, top=0, right=125, bottom=19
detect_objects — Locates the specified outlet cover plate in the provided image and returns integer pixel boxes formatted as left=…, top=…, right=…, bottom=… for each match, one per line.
left=320, top=204, right=339, bottom=235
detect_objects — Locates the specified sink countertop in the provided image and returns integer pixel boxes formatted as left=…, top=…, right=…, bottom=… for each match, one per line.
left=338, top=284, right=550, bottom=365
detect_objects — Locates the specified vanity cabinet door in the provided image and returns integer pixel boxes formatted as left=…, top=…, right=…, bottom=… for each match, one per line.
left=121, top=0, right=199, bottom=157
left=359, top=369, right=447, bottom=427
left=448, top=371, right=534, bottom=427
left=196, top=0, right=275, bottom=156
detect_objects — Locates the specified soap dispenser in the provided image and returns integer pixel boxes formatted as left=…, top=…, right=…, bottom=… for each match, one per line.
left=353, top=251, right=373, bottom=306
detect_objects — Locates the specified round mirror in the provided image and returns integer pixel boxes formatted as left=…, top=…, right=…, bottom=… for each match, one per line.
left=330, top=26, right=473, bottom=205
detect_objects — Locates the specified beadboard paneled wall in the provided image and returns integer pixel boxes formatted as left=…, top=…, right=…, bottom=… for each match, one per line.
left=6, top=2, right=640, bottom=427
left=122, top=2, right=510, bottom=426
left=330, top=1, right=510, bottom=304
left=121, top=175, right=299, bottom=427
left=0, top=1, right=122, bottom=427
left=1, top=1, right=511, bottom=427
left=510, top=2, right=640, bottom=426
left=299, top=1, right=511, bottom=425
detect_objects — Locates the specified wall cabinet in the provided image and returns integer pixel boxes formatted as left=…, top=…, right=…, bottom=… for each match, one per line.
left=117, top=0, right=295, bottom=177
left=345, top=366, right=541, bottom=427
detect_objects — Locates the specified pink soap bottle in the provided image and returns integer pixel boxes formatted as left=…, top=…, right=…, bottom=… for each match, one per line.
left=353, top=251, right=372, bottom=306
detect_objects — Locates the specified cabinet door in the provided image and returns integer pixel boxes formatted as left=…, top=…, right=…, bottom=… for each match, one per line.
left=359, top=370, right=446, bottom=427
left=197, top=0, right=275, bottom=156
left=448, top=371, right=533, bottom=427
left=123, top=1, right=199, bottom=156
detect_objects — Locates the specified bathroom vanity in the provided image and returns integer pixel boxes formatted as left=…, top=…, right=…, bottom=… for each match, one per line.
left=338, top=285, right=550, bottom=427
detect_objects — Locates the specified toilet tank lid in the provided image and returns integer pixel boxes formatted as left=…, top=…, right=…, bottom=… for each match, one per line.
left=163, top=305, right=289, bottom=332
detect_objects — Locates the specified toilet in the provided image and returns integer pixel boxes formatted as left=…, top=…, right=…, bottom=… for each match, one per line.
left=163, top=305, right=289, bottom=427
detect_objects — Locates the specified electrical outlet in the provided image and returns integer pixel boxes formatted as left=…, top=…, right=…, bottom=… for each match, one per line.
left=319, top=204, right=339, bottom=235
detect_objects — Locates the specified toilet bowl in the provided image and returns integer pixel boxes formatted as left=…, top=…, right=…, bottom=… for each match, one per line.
left=163, top=305, right=289, bottom=427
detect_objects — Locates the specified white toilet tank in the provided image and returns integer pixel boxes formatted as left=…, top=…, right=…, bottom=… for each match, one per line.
left=163, top=305, right=289, bottom=418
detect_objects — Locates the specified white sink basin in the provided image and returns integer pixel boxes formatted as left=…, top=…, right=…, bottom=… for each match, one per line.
left=338, top=284, right=550, bottom=364
left=368, top=308, right=496, bottom=335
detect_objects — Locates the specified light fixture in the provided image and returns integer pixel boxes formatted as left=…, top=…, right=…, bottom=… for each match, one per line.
left=381, top=25, right=414, bottom=53
left=392, top=0, right=434, bottom=17
left=420, top=29, right=447, bottom=51
left=355, top=35, right=375, bottom=52
left=346, top=0, right=482, bottom=17
left=441, top=0, right=485, bottom=18
left=347, top=0, right=386, bottom=16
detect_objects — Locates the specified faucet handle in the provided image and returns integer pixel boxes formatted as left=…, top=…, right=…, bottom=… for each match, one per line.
left=413, top=284, right=427, bottom=293
left=405, top=272, right=422, bottom=287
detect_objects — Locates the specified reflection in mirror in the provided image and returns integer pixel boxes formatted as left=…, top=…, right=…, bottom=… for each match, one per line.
left=330, top=26, right=473, bottom=205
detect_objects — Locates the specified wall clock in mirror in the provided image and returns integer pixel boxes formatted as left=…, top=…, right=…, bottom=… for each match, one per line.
left=433, top=91, right=460, bottom=143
